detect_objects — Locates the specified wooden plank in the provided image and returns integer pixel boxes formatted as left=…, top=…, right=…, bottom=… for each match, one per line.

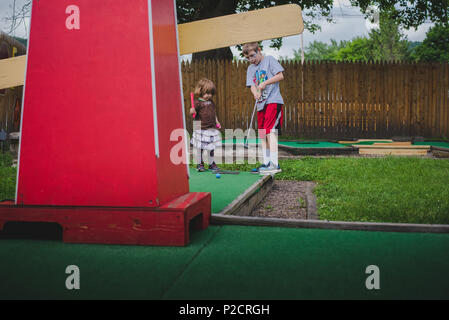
left=358, top=144, right=429, bottom=149
left=178, top=5, right=304, bottom=55
left=358, top=148, right=429, bottom=156
left=0, top=55, right=26, bottom=90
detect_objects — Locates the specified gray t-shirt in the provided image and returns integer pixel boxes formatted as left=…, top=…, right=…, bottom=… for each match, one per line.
left=246, top=55, right=284, bottom=111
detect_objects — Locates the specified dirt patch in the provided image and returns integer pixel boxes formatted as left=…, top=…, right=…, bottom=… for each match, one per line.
left=250, top=180, right=317, bottom=219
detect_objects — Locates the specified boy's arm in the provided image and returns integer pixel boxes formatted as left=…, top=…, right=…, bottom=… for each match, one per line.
left=250, top=85, right=262, bottom=100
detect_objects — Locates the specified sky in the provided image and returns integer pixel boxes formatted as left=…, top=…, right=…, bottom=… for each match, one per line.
left=0, top=0, right=434, bottom=59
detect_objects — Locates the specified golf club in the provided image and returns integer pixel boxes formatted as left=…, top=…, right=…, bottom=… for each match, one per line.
left=244, top=100, right=257, bottom=149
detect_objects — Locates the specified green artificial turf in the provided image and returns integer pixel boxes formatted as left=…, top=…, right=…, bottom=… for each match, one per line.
left=1, top=225, right=448, bottom=299
left=188, top=168, right=260, bottom=213
left=341, top=141, right=393, bottom=145
left=0, top=226, right=219, bottom=299
left=163, top=226, right=449, bottom=300
left=414, top=141, right=449, bottom=149
left=279, top=141, right=346, bottom=148
left=221, top=139, right=347, bottom=148
left=222, top=138, right=259, bottom=144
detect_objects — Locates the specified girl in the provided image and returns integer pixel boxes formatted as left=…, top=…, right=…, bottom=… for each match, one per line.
left=190, top=78, right=222, bottom=172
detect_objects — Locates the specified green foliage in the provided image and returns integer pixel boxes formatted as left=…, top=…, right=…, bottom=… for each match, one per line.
left=334, top=37, right=373, bottom=62
left=0, top=153, right=16, bottom=201
left=412, top=24, right=449, bottom=62
left=294, top=39, right=347, bottom=61
left=0, top=152, right=13, bottom=167
left=367, top=11, right=412, bottom=62
left=298, top=12, right=413, bottom=62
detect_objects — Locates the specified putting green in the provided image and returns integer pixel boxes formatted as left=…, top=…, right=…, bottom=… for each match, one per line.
left=222, top=138, right=259, bottom=144
left=1, top=226, right=448, bottom=299
left=341, top=141, right=393, bottom=145
left=222, top=139, right=348, bottom=148
left=279, top=141, right=347, bottom=148
left=414, top=141, right=449, bottom=149
left=189, top=168, right=260, bottom=213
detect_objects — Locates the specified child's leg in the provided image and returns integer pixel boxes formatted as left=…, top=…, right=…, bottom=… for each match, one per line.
left=257, top=108, right=270, bottom=166
left=262, top=136, right=270, bottom=165
left=264, top=103, right=283, bottom=167
left=268, top=131, right=279, bottom=167
left=208, top=149, right=215, bottom=165
left=196, top=148, right=204, bottom=164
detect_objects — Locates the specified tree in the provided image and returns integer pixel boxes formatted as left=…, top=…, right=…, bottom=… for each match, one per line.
left=412, top=24, right=449, bottom=62
left=353, top=0, right=449, bottom=30
left=334, top=37, right=373, bottom=62
left=293, top=39, right=347, bottom=61
left=367, top=11, right=411, bottom=62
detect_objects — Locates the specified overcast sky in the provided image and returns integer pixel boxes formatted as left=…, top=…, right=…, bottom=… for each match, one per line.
left=0, top=0, right=434, bottom=59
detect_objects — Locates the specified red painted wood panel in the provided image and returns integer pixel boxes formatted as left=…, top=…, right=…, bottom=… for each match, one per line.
left=152, top=0, right=189, bottom=205
left=17, top=0, right=167, bottom=207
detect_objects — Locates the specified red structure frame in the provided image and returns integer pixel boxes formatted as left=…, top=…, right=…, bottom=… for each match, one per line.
left=0, top=0, right=210, bottom=246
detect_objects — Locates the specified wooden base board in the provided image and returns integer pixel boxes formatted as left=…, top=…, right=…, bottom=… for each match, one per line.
left=358, top=148, right=429, bottom=156
left=0, top=192, right=211, bottom=246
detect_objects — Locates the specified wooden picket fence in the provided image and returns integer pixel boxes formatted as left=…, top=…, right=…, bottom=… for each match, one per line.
left=181, top=60, right=449, bottom=139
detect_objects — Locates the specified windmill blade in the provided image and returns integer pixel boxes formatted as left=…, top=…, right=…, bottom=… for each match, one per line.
left=179, top=4, right=303, bottom=55
left=0, top=4, right=303, bottom=89
left=0, top=55, right=26, bottom=90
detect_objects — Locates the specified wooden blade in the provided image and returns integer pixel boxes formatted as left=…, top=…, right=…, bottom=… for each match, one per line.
left=0, top=55, right=26, bottom=90
left=178, top=4, right=303, bottom=55
left=0, top=5, right=304, bottom=89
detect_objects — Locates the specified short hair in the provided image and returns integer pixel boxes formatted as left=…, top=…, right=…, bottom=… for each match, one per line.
left=194, top=78, right=216, bottom=97
left=242, top=42, right=260, bottom=55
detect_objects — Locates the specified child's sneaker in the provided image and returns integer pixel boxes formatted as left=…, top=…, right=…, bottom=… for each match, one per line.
left=209, top=162, right=220, bottom=172
left=251, top=163, right=268, bottom=174
left=259, top=162, right=282, bottom=175
left=196, top=162, right=206, bottom=172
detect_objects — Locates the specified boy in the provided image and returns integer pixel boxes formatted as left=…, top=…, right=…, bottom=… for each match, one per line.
left=243, top=42, right=284, bottom=175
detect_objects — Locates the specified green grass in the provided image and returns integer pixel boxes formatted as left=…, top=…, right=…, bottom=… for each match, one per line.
left=213, top=157, right=449, bottom=224
left=0, top=153, right=15, bottom=201
left=3, top=154, right=449, bottom=224
left=277, top=157, right=449, bottom=224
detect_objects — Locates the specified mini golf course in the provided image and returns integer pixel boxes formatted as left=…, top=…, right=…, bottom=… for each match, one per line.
left=221, top=138, right=449, bottom=157
left=1, top=168, right=448, bottom=299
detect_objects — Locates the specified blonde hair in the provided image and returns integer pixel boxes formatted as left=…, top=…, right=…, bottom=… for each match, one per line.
left=242, top=42, right=260, bottom=55
left=194, top=78, right=216, bottom=97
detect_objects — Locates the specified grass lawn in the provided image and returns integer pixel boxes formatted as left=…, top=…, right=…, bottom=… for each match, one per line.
left=2, top=152, right=449, bottom=224
left=218, top=156, right=449, bottom=225
left=0, top=153, right=15, bottom=201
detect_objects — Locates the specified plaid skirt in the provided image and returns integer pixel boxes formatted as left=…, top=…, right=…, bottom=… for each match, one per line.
left=190, top=129, right=222, bottom=151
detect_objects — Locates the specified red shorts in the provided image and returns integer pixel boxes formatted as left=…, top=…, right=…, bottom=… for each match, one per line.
left=257, top=103, right=283, bottom=138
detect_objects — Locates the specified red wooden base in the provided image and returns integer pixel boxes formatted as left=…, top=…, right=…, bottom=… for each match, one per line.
left=0, top=192, right=211, bottom=246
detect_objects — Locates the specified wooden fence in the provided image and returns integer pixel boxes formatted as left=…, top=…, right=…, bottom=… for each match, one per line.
left=181, top=60, right=449, bottom=139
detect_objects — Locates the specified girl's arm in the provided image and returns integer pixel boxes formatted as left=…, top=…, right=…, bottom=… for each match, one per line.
left=215, top=116, right=221, bottom=129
